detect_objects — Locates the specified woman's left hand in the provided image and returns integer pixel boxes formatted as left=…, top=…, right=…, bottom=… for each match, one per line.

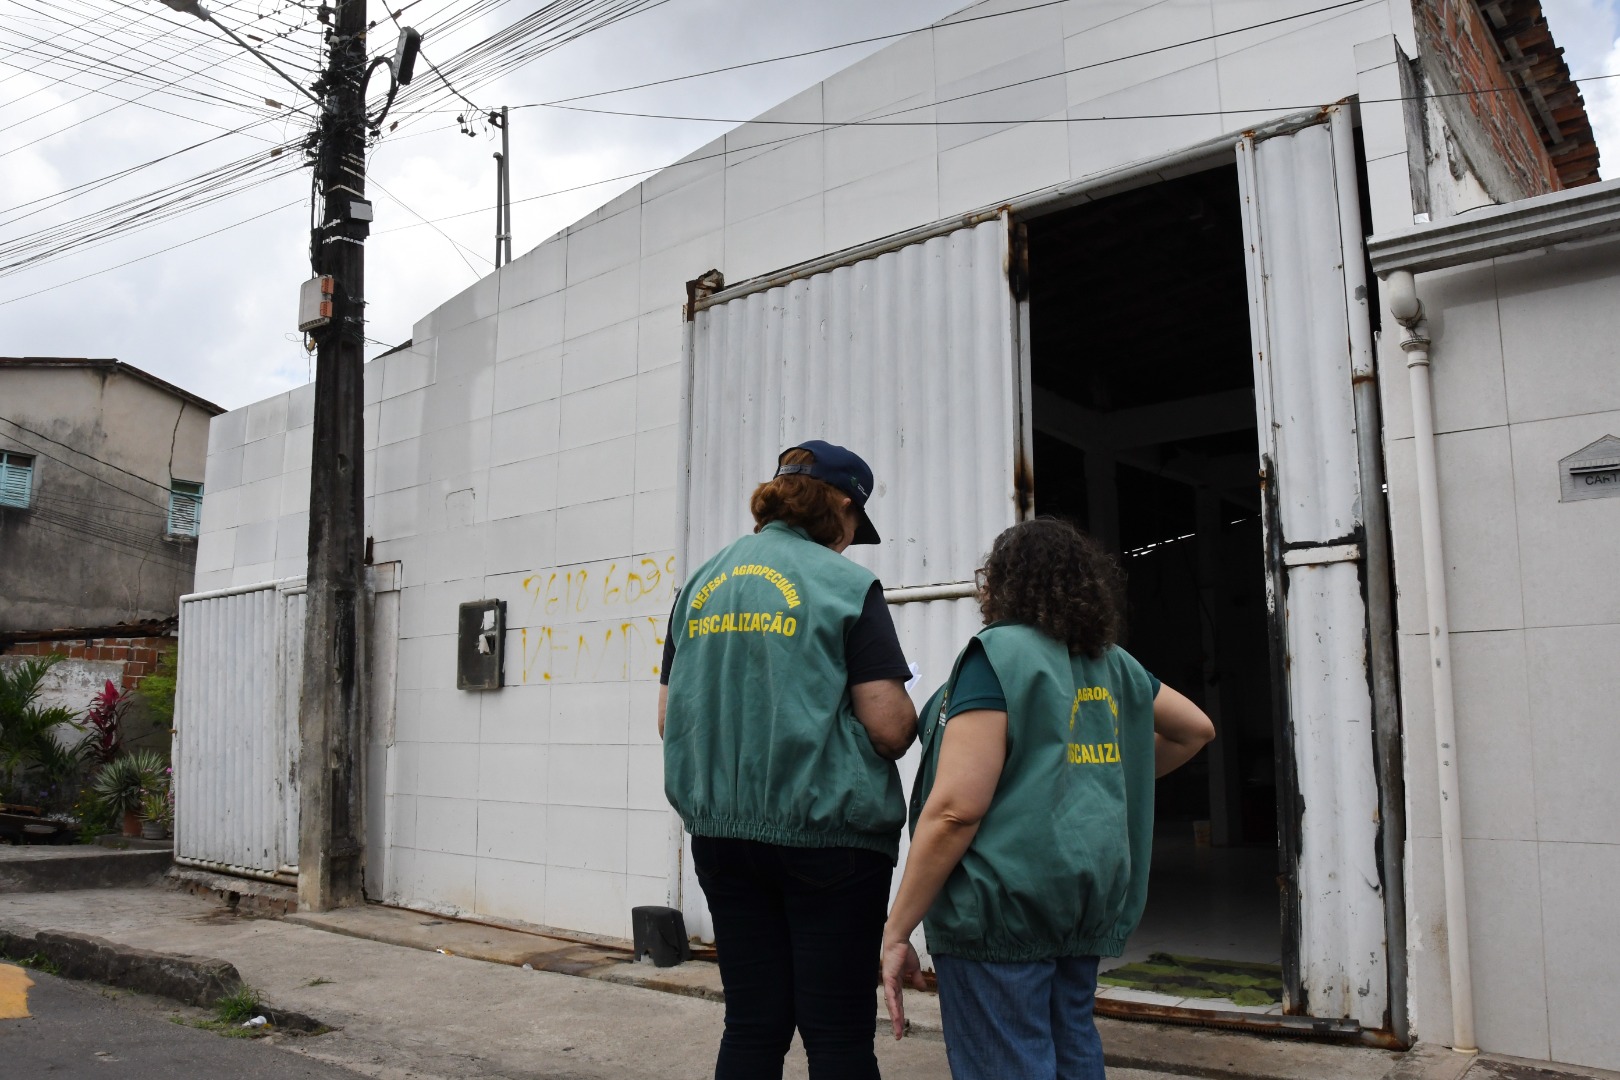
left=880, top=937, right=926, bottom=1040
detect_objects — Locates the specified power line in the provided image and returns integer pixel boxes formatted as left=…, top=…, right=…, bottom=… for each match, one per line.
left=371, top=69, right=1620, bottom=237
left=0, top=197, right=304, bottom=307
left=533, top=0, right=1104, bottom=107
left=0, top=415, right=172, bottom=497
left=513, top=0, right=1379, bottom=120
left=368, top=176, right=490, bottom=277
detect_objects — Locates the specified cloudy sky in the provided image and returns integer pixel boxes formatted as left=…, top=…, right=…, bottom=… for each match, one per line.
left=2, top=0, right=1617, bottom=413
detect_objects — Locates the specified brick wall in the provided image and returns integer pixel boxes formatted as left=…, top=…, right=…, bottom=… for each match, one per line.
left=5, top=636, right=173, bottom=691
left=1418, top=0, right=1561, bottom=196
left=1412, top=0, right=1561, bottom=196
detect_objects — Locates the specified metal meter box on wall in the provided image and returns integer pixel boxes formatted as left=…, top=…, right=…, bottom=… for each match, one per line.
left=457, top=599, right=505, bottom=690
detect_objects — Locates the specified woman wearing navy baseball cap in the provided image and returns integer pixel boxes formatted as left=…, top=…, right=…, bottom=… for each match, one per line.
left=660, top=441, right=917, bottom=1080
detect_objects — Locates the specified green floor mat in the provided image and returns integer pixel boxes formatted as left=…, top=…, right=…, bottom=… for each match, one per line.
left=1098, top=953, right=1283, bottom=1007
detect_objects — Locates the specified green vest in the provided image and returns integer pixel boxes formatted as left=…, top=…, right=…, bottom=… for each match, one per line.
left=911, top=623, right=1157, bottom=961
left=664, top=522, right=906, bottom=861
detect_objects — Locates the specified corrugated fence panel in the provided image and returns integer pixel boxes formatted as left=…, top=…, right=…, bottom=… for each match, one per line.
left=686, top=217, right=1020, bottom=590
left=175, top=582, right=298, bottom=879
left=278, top=588, right=305, bottom=873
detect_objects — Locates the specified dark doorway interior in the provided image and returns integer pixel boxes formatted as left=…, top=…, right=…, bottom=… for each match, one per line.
left=1023, top=163, right=1282, bottom=1000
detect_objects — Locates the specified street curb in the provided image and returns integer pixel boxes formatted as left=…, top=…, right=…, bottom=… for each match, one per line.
left=0, top=848, right=172, bottom=893
left=0, top=925, right=242, bottom=1006
left=1379, top=1044, right=1479, bottom=1080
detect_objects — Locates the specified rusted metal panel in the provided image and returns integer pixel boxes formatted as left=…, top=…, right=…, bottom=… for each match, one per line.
left=174, top=580, right=302, bottom=880
left=683, top=216, right=1021, bottom=592
left=676, top=218, right=1021, bottom=944
left=1238, top=122, right=1387, bottom=1027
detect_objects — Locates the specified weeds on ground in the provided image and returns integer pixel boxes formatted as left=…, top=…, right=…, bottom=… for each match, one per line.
left=304, top=976, right=333, bottom=987
left=15, top=952, right=62, bottom=976
left=213, top=985, right=262, bottom=1024
left=173, top=1014, right=264, bottom=1039
left=173, top=985, right=270, bottom=1037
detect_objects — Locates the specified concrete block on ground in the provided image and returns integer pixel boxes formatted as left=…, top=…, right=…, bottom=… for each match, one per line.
left=0, top=925, right=241, bottom=1006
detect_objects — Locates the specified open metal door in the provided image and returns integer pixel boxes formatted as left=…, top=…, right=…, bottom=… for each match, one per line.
left=1237, top=118, right=1387, bottom=1026
left=674, top=214, right=1028, bottom=942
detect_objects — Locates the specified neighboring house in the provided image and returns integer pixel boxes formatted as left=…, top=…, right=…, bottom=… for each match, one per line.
left=0, top=358, right=223, bottom=634
left=181, top=0, right=1619, bottom=1068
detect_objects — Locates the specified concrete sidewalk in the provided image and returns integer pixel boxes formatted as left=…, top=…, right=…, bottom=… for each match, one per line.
left=0, top=880, right=1564, bottom=1080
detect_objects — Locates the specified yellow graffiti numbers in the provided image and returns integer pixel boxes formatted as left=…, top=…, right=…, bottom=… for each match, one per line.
left=522, top=556, right=677, bottom=618
left=515, top=554, right=679, bottom=685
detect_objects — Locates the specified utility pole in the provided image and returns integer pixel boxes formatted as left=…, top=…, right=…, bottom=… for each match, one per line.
left=164, top=0, right=415, bottom=912
left=298, top=0, right=370, bottom=911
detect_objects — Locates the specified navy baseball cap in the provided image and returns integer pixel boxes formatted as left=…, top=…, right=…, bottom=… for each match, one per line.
left=774, top=440, right=880, bottom=545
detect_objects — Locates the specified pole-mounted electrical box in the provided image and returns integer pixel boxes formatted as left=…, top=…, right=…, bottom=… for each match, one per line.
left=298, top=275, right=335, bottom=331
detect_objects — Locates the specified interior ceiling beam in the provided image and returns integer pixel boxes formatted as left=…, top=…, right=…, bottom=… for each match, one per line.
left=1032, top=386, right=1257, bottom=449
left=1031, top=413, right=1261, bottom=509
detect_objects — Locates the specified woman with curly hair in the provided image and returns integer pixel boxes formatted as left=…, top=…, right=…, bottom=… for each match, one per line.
left=879, top=518, right=1214, bottom=1080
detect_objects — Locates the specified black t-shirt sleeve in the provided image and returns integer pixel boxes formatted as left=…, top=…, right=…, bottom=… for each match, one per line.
left=845, top=581, right=911, bottom=685
left=660, top=595, right=678, bottom=685
left=661, top=581, right=909, bottom=687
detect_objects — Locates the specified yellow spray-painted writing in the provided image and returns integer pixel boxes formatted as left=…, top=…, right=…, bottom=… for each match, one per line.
left=688, top=611, right=798, bottom=638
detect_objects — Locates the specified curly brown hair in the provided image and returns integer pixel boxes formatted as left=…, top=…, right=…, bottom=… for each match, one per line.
left=978, top=518, right=1125, bottom=657
left=749, top=448, right=848, bottom=547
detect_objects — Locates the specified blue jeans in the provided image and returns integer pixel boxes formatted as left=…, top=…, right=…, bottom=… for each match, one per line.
left=692, top=836, right=893, bottom=1080
left=933, top=954, right=1105, bottom=1080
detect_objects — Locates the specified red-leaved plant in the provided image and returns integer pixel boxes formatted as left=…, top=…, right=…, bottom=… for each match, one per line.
left=82, top=680, right=125, bottom=767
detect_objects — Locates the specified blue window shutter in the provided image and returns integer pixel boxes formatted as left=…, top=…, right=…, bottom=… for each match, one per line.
left=0, top=453, right=33, bottom=508
left=167, top=480, right=203, bottom=537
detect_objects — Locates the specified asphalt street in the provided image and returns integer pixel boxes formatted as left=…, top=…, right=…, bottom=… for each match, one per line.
left=0, top=962, right=354, bottom=1079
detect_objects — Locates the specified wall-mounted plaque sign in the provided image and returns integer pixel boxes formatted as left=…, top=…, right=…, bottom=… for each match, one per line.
left=1559, top=435, right=1620, bottom=503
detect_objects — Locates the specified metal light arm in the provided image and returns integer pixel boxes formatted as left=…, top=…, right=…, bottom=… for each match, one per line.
left=159, top=0, right=321, bottom=106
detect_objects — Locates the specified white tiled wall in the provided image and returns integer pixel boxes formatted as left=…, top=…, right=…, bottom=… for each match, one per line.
left=1384, top=235, right=1620, bottom=1068
left=194, top=0, right=1420, bottom=943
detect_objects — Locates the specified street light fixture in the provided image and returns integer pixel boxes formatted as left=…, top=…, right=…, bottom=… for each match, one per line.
left=158, top=0, right=321, bottom=105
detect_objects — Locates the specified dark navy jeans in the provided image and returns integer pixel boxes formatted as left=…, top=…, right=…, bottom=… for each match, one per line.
left=692, top=835, right=893, bottom=1080
left=933, top=953, right=1105, bottom=1080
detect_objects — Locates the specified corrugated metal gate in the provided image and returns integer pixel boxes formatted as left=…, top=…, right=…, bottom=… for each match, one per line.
left=1238, top=118, right=1387, bottom=1026
left=678, top=214, right=1028, bottom=942
left=173, top=579, right=304, bottom=883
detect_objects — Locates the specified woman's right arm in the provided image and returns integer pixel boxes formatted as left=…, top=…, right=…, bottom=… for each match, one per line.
left=850, top=679, right=917, bottom=759
left=879, top=708, right=1007, bottom=1037
left=1152, top=683, right=1216, bottom=777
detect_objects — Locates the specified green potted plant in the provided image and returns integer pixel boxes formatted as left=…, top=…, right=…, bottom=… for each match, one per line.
left=138, top=787, right=171, bottom=840
left=91, top=750, right=167, bottom=838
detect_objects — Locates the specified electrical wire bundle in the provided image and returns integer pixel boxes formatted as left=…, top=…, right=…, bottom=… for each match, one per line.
left=0, top=137, right=305, bottom=279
